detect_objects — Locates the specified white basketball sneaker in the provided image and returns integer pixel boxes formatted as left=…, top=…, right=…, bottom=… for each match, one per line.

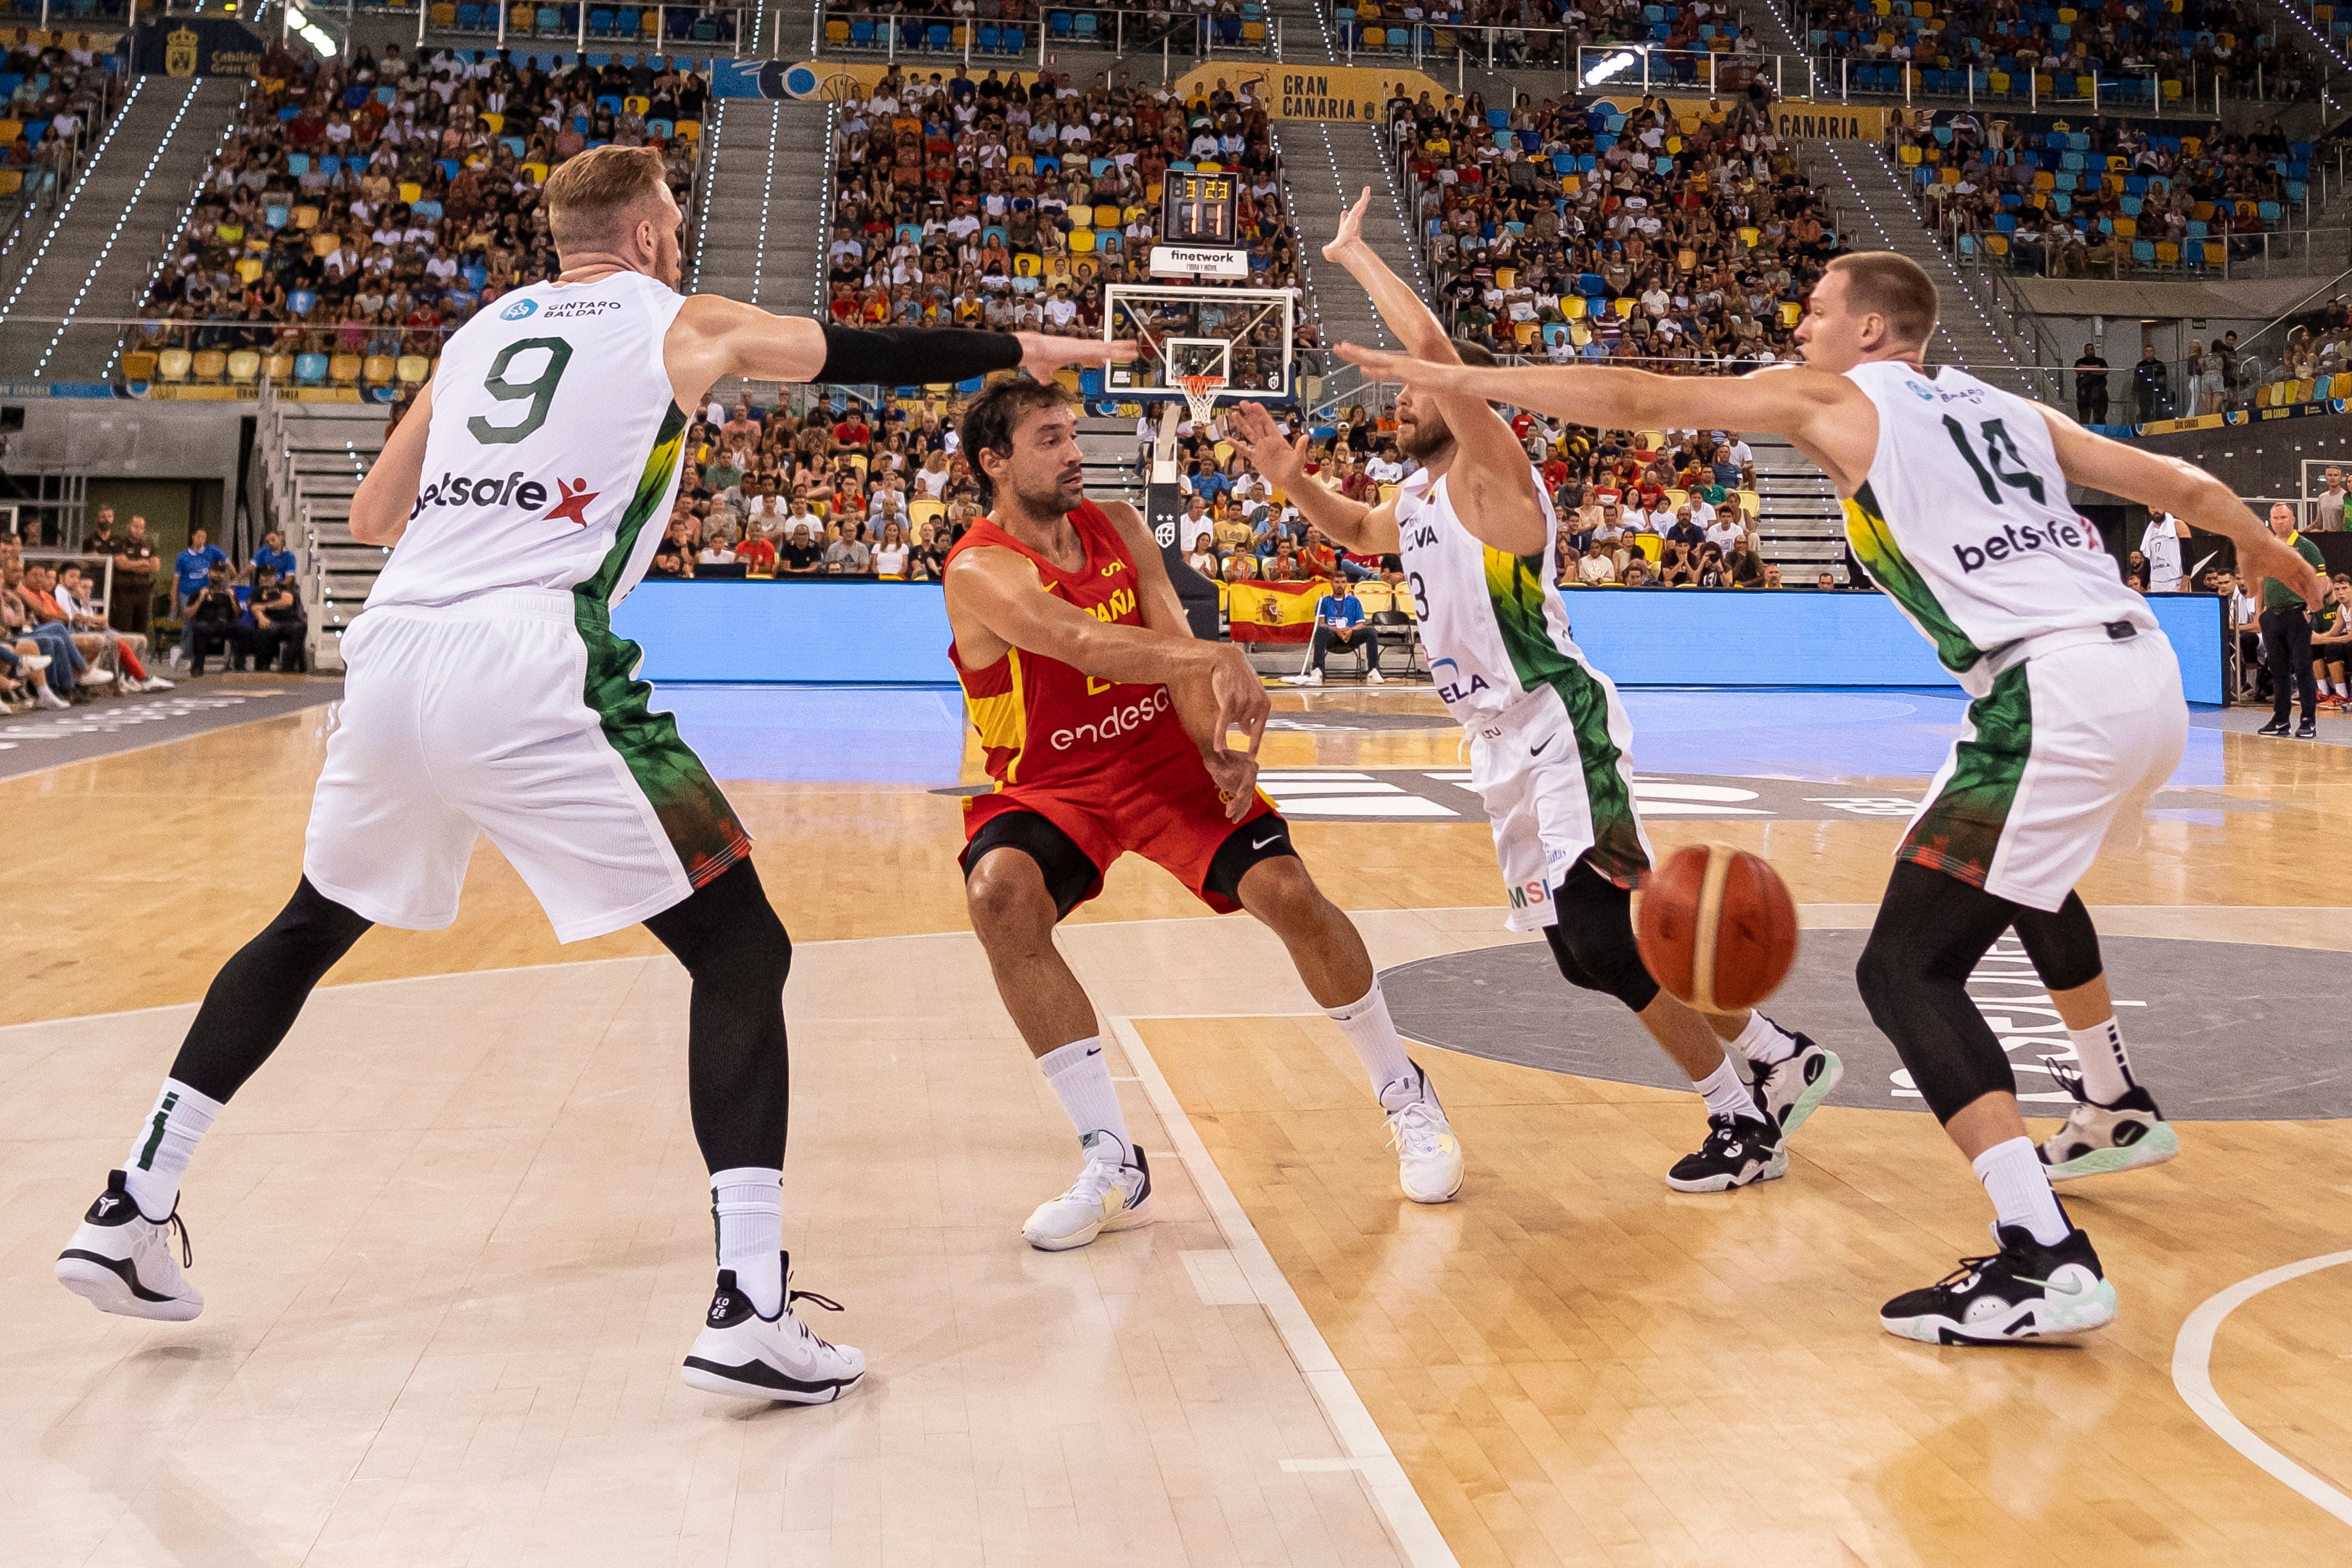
left=55, top=1170, right=203, bottom=1322
left=1021, top=1130, right=1153, bottom=1251
left=2036, top=1057, right=2180, bottom=1183
left=1381, top=1064, right=1465, bottom=1203
left=679, top=1254, right=867, bottom=1404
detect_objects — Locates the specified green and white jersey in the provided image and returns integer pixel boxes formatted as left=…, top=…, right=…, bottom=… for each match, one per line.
left=368, top=270, right=690, bottom=613
left=1392, top=465, right=1582, bottom=724
left=1841, top=361, right=2156, bottom=695
left=1393, top=465, right=1649, bottom=882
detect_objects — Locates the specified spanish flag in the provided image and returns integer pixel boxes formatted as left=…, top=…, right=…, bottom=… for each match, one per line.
left=1226, top=579, right=1323, bottom=643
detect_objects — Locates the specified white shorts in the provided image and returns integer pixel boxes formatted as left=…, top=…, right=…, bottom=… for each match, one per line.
left=303, top=589, right=751, bottom=942
left=1901, top=629, right=2185, bottom=912
left=1466, top=674, right=1654, bottom=931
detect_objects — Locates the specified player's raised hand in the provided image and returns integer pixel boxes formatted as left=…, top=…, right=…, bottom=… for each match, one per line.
left=1323, top=186, right=1374, bottom=264
left=1224, top=399, right=1309, bottom=487
left=1337, top=340, right=1474, bottom=392
left=1207, top=643, right=1270, bottom=767
left=1013, top=332, right=1140, bottom=380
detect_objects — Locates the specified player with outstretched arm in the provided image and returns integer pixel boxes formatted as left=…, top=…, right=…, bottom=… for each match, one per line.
left=1339, top=250, right=2326, bottom=1344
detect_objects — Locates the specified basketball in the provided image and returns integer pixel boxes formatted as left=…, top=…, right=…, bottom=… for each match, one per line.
left=1634, top=844, right=1800, bottom=1013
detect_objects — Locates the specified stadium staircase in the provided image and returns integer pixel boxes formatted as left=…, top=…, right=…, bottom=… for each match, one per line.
left=689, top=97, right=832, bottom=317
left=0, top=76, right=243, bottom=382
left=257, top=393, right=388, bottom=674
left=1749, top=435, right=1852, bottom=581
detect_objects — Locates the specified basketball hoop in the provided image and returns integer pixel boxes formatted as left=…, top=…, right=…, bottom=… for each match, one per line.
left=1175, top=372, right=1227, bottom=428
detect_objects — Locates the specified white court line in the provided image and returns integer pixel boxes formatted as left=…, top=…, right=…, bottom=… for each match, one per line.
left=1111, top=1013, right=1460, bottom=1568
left=2173, top=1249, right=2352, bottom=1529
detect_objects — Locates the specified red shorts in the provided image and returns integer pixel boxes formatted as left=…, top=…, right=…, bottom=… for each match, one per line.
left=961, top=753, right=1283, bottom=915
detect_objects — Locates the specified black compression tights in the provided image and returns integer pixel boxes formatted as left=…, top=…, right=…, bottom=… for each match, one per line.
left=643, top=858, right=794, bottom=1174
left=1853, top=860, right=2105, bottom=1123
left=169, top=859, right=793, bottom=1175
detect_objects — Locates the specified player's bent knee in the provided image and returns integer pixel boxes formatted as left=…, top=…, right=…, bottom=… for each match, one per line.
left=963, top=849, right=1060, bottom=943
left=1233, top=852, right=1320, bottom=919
left=1548, top=862, right=1660, bottom=1012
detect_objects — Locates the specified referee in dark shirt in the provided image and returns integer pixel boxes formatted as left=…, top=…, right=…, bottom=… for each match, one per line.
left=2256, top=502, right=2327, bottom=738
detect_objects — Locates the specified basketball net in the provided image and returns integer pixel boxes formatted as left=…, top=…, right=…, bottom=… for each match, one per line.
left=1175, top=372, right=1226, bottom=430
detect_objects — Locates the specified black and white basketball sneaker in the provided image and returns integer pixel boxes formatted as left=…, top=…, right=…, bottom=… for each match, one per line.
left=2035, top=1056, right=2180, bottom=1183
left=1021, top=1130, right=1153, bottom=1251
left=1745, top=1026, right=1845, bottom=1140
left=679, top=1254, right=867, bottom=1404
left=54, top=1169, right=203, bottom=1322
left=1665, top=1114, right=1787, bottom=1193
left=1880, top=1223, right=2117, bottom=1345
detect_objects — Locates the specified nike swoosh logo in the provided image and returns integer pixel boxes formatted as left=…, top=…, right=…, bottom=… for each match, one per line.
left=1253, top=833, right=1280, bottom=850
left=1530, top=735, right=1556, bottom=756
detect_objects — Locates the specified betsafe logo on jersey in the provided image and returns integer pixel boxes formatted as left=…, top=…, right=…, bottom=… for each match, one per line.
left=1952, top=518, right=2098, bottom=575
left=408, top=469, right=600, bottom=526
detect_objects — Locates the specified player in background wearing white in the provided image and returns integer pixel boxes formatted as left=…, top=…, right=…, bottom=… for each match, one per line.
left=2141, top=507, right=2188, bottom=592
left=54, top=146, right=1129, bottom=1401
left=1341, top=250, right=2326, bottom=1344
left=1230, top=191, right=1841, bottom=1196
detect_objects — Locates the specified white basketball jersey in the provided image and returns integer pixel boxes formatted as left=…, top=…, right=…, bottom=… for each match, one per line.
left=367, top=270, right=690, bottom=612
left=1392, top=465, right=1598, bottom=723
left=2140, top=515, right=2184, bottom=590
left=1841, top=361, right=2155, bottom=694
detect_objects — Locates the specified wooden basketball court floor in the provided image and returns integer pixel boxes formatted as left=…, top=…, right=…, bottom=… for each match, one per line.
left=3, top=682, right=2349, bottom=1567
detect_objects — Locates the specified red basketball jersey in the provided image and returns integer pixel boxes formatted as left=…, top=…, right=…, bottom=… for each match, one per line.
left=946, top=498, right=1199, bottom=806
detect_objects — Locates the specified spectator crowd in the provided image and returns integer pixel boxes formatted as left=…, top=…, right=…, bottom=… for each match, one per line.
left=0, top=511, right=308, bottom=714
left=1395, top=88, right=1844, bottom=369
left=130, top=37, right=707, bottom=389
left=821, top=65, right=1309, bottom=382
left=1893, top=110, right=2321, bottom=279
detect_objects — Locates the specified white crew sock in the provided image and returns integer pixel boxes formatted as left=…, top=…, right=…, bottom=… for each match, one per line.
left=1692, top=1059, right=1757, bottom=1122
left=1972, top=1136, right=2070, bottom=1246
left=1727, top=1011, right=1798, bottom=1066
left=1039, top=1037, right=1131, bottom=1153
left=122, top=1078, right=224, bottom=1220
left=1326, top=981, right=1416, bottom=1101
left=2066, top=1016, right=2136, bottom=1105
left=711, top=1167, right=784, bottom=1317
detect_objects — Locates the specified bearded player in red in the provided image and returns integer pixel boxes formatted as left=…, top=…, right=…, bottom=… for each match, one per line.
left=944, top=378, right=1465, bottom=1249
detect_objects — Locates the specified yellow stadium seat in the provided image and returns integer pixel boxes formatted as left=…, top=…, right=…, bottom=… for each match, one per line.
left=825, top=19, right=848, bottom=41
left=1612, top=296, right=1636, bottom=318
left=1067, top=205, right=1092, bottom=227
left=430, top=2, right=455, bottom=23
left=674, top=121, right=701, bottom=141
left=362, top=354, right=396, bottom=385
left=1985, top=234, right=2010, bottom=257
left=1013, top=252, right=1041, bottom=276
left=1900, top=144, right=1922, bottom=165
left=265, top=351, right=295, bottom=383
left=121, top=349, right=157, bottom=382
left=2155, top=240, right=2180, bottom=268
left=191, top=349, right=229, bottom=382
left=235, top=258, right=264, bottom=285
left=396, top=354, right=431, bottom=386
left=157, top=349, right=193, bottom=383
left=480, top=111, right=504, bottom=134
left=399, top=181, right=422, bottom=203
left=521, top=161, right=549, bottom=184
left=291, top=204, right=319, bottom=230
left=329, top=353, right=362, bottom=385
left=226, top=350, right=261, bottom=384
left=0, top=119, right=20, bottom=144
left=1495, top=266, right=1516, bottom=290
left=1561, top=295, right=1588, bottom=320
left=2114, top=216, right=2136, bottom=238
left=1069, top=227, right=1096, bottom=253
left=1095, top=204, right=1119, bottom=227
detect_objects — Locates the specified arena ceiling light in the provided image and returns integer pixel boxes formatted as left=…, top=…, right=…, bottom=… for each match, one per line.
left=1583, top=49, right=1643, bottom=87
left=283, top=4, right=339, bottom=57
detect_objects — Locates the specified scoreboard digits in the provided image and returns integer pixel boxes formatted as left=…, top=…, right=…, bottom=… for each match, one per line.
left=1162, top=173, right=1239, bottom=247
